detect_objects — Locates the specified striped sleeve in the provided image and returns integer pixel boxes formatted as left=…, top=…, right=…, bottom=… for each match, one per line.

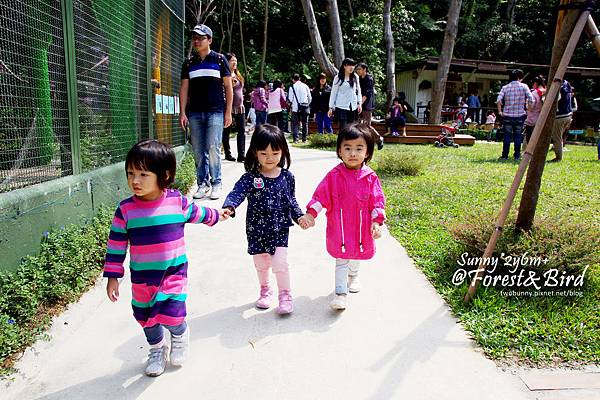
left=103, top=205, right=128, bottom=278
left=182, top=195, right=219, bottom=226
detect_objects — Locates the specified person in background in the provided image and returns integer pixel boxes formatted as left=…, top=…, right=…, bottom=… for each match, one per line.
left=179, top=24, right=233, bottom=200
left=466, top=90, right=481, bottom=123
left=496, top=69, right=534, bottom=161
left=222, top=53, right=246, bottom=162
left=311, top=73, right=333, bottom=134
left=268, top=79, right=287, bottom=133
left=549, top=79, right=573, bottom=162
left=288, top=73, right=312, bottom=143
left=251, top=80, right=269, bottom=130
left=329, top=58, right=362, bottom=132
left=523, top=75, right=546, bottom=145
left=356, top=63, right=375, bottom=126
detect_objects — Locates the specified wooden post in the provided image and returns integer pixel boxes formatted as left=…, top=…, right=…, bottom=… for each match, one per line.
left=464, top=8, right=591, bottom=303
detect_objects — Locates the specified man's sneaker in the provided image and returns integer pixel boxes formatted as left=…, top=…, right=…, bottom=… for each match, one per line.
left=348, top=275, right=361, bottom=293
left=209, top=184, right=222, bottom=200
left=256, top=285, right=273, bottom=309
left=330, top=294, right=347, bottom=310
left=170, top=327, right=189, bottom=367
left=377, top=136, right=384, bottom=150
left=193, top=183, right=210, bottom=199
left=145, top=344, right=168, bottom=377
left=277, top=290, right=293, bottom=315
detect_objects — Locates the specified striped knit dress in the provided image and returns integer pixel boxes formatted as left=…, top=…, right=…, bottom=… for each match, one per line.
left=103, top=189, right=219, bottom=328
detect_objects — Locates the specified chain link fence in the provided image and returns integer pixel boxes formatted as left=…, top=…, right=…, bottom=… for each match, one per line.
left=0, top=0, right=184, bottom=193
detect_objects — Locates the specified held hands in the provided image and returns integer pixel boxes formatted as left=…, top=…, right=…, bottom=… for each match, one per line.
left=298, top=213, right=315, bottom=230
left=220, top=208, right=234, bottom=221
left=371, top=222, right=382, bottom=239
left=327, top=109, right=334, bottom=119
left=106, top=278, right=120, bottom=302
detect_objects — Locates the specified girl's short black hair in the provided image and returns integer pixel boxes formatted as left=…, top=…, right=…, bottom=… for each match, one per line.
left=336, top=123, right=376, bottom=164
left=244, top=124, right=291, bottom=172
left=125, top=139, right=176, bottom=190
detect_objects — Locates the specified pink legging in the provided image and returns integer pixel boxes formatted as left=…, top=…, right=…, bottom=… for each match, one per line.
left=252, top=247, right=290, bottom=291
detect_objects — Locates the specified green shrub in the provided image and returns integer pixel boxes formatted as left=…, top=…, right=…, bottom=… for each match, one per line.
left=0, top=209, right=112, bottom=372
left=447, top=214, right=599, bottom=277
left=372, top=150, right=423, bottom=176
left=307, top=133, right=338, bottom=149
left=170, top=152, right=196, bottom=194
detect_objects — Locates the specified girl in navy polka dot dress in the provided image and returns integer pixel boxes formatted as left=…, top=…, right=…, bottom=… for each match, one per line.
left=222, top=124, right=309, bottom=314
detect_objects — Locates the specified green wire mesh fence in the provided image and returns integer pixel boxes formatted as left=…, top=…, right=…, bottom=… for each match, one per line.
left=0, top=0, right=185, bottom=193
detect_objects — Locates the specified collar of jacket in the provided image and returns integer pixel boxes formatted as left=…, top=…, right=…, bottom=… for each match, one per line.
left=333, top=162, right=374, bottom=180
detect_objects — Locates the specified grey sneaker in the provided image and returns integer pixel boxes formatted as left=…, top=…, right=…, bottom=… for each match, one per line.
left=145, top=345, right=168, bottom=377
left=193, top=183, right=210, bottom=199
left=209, top=184, right=222, bottom=200
left=330, top=294, right=347, bottom=310
left=348, top=275, right=361, bottom=293
left=170, top=327, right=189, bottom=367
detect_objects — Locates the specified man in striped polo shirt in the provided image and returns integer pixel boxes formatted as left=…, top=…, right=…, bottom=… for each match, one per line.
left=180, top=24, right=233, bottom=200
left=497, top=69, right=534, bottom=161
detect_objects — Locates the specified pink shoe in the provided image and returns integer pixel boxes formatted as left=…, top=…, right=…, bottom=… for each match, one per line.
left=277, top=290, right=293, bottom=315
left=256, top=285, right=273, bottom=309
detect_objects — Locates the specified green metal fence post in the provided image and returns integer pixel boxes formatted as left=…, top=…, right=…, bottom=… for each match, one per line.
left=60, top=0, right=81, bottom=174
left=145, top=0, right=154, bottom=139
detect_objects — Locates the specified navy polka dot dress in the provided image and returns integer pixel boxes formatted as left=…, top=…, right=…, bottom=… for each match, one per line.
left=223, top=169, right=304, bottom=255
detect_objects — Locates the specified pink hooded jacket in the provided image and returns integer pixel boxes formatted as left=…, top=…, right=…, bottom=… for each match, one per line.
left=307, top=163, right=386, bottom=260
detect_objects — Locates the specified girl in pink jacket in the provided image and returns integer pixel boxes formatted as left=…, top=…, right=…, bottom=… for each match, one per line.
left=303, top=123, right=386, bottom=311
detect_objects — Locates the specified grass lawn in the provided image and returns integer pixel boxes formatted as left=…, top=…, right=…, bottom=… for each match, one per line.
left=373, top=141, right=599, bottom=366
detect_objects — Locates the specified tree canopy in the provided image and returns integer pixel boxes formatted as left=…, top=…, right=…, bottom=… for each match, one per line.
left=185, top=0, right=600, bottom=103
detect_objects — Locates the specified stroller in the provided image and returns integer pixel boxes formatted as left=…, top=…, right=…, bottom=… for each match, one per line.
left=435, top=124, right=460, bottom=148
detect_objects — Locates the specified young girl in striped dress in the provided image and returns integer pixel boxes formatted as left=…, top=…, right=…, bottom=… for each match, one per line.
left=103, top=139, right=227, bottom=377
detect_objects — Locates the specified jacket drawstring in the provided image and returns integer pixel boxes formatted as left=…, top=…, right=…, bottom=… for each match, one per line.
left=340, top=208, right=346, bottom=253
left=359, top=211, right=364, bottom=253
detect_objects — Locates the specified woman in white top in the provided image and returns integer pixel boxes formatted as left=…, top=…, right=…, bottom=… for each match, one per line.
left=328, top=58, right=362, bottom=131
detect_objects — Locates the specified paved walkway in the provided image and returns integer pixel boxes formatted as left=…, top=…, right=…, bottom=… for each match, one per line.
left=3, top=143, right=539, bottom=399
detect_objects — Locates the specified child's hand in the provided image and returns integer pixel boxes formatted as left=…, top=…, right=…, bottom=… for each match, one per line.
left=106, top=278, right=119, bottom=302
left=298, top=215, right=310, bottom=230
left=219, top=208, right=233, bottom=221
left=304, top=213, right=315, bottom=228
left=371, top=222, right=382, bottom=239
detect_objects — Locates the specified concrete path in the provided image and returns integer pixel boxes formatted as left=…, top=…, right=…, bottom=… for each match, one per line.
left=2, top=143, right=536, bottom=399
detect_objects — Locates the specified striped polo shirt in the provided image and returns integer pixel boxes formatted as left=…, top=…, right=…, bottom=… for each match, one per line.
left=181, top=50, right=231, bottom=113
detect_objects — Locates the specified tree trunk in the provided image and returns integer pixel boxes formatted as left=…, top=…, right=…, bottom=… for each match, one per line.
left=260, top=0, right=268, bottom=80
left=497, top=0, right=516, bottom=58
left=299, top=0, right=338, bottom=78
left=515, top=5, right=582, bottom=231
left=326, top=0, right=345, bottom=67
left=346, top=0, right=354, bottom=19
left=237, top=0, right=247, bottom=75
left=383, top=0, right=395, bottom=109
left=430, top=0, right=463, bottom=125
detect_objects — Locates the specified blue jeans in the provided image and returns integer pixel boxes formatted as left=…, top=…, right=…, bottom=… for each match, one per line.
left=144, top=321, right=187, bottom=345
left=597, top=136, right=600, bottom=160
left=315, top=111, right=333, bottom=134
left=255, top=110, right=268, bottom=130
left=189, top=112, right=223, bottom=186
left=501, top=115, right=526, bottom=159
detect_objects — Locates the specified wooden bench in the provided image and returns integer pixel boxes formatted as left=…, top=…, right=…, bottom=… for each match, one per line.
left=306, top=120, right=475, bottom=145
